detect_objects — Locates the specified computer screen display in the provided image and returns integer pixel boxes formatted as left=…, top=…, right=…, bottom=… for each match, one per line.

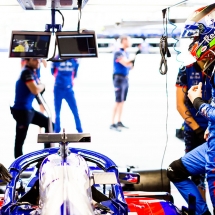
left=9, top=31, right=51, bottom=58
left=56, top=31, right=98, bottom=58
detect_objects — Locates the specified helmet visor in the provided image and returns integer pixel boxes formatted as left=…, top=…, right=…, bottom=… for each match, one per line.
left=181, top=4, right=215, bottom=38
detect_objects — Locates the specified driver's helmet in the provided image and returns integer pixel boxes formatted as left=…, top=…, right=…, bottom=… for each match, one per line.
left=181, top=3, right=215, bottom=65
left=39, top=153, right=94, bottom=215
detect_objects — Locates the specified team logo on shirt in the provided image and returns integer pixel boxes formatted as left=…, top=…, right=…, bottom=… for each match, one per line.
left=167, top=166, right=173, bottom=172
left=190, top=72, right=201, bottom=86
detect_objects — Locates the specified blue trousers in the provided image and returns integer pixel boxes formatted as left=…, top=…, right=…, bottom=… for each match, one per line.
left=54, top=87, right=83, bottom=133
left=173, top=141, right=215, bottom=214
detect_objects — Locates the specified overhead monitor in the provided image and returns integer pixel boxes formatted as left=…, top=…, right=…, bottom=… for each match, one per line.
left=9, top=31, right=51, bottom=58
left=55, top=30, right=98, bottom=58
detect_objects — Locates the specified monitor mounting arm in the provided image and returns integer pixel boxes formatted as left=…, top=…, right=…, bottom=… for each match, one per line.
left=45, top=9, right=62, bottom=34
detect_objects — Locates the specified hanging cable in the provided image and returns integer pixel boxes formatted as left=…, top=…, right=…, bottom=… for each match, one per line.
left=47, top=10, right=68, bottom=62
left=159, top=9, right=171, bottom=75
left=159, top=8, right=170, bottom=192
left=167, top=8, right=184, bottom=69
left=56, top=10, right=65, bottom=28
left=159, top=0, right=188, bottom=193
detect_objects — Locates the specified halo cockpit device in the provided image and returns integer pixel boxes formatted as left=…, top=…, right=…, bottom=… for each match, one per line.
left=56, top=30, right=98, bottom=58
left=9, top=31, right=51, bottom=58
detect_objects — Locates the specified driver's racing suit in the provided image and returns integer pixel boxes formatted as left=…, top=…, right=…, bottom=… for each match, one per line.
left=167, top=73, right=215, bottom=215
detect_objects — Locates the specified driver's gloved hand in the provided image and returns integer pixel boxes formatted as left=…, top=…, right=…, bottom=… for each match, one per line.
left=0, top=163, right=12, bottom=183
left=194, top=127, right=206, bottom=146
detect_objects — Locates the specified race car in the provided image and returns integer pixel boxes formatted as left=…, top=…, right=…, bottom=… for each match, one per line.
left=0, top=132, right=185, bottom=215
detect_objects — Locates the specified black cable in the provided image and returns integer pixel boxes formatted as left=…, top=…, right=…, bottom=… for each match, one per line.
left=77, top=0, right=82, bottom=33
left=159, top=36, right=168, bottom=75
left=159, top=9, right=171, bottom=75
left=159, top=0, right=188, bottom=194
left=47, top=10, right=68, bottom=62
left=159, top=8, right=171, bottom=192
left=56, top=10, right=64, bottom=28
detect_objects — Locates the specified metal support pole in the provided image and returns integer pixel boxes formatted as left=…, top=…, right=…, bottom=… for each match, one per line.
left=51, top=9, right=56, bottom=34
left=36, top=93, right=53, bottom=133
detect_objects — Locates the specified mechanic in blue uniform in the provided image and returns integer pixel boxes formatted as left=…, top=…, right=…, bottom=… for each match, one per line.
left=21, top=58, right=47, bottom=112
left=51, top=58, right=82, bottom=133
left=110, top=35, right=134, bottom=132
left=176, top=61, right=212, bottom=199
left=11, top=58, right=53, bottom=158
left=167, top=4, right=215, bottom=215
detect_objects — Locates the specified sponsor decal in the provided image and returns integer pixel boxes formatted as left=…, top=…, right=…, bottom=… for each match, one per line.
left=202, top=31, right=215, bottom=44
left=167, top=166, right=173, bottom=172
left=197, top=31, right=215, bottom=53
left=201, top=46, right=207, bottom=52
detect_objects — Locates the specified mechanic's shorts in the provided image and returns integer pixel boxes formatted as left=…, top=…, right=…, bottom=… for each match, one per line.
left=113, top=74, right=129, bottom=102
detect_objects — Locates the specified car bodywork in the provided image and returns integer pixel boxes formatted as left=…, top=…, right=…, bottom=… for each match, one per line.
left=0, top=146, right=181, bottom=215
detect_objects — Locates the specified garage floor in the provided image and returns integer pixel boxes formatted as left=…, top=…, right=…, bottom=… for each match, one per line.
left=0, top=52, right=213, bottom=213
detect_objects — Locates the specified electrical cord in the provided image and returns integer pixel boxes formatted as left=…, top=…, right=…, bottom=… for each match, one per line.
left=159, top=36, right=168, bottom=75
left=167, top=8, right=184, bottom=67
left=168, top=5, right=193, bottom=128
left=47, top=10, right=68, bottom=62
left=159, top=0, right=189, bottom=196
left=159, top=9, right=171, bottom=75
left=56, top=10, right=64, bottom=28
left=159, top=8, right=170, bottom=192
left=47, top=1, right=82, bottom=62
left=160, top=70, right=169, bottom=192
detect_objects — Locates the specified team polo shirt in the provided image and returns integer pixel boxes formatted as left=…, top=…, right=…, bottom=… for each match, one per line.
left=13, top=66, right=38, bottom=110
left=176, top=62, right=212, bottom=130
left=51, top=58, right=79, bottom=88
left=21, top=59, right=40, bottom=78
left=113, top=48, right=130, bottom=76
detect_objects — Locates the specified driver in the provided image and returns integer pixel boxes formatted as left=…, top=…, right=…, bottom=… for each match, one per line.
left=167, top=4, right=215, bottom=215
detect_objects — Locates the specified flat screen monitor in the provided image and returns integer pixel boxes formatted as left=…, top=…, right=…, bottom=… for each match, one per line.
left=56, top=31, right=98, bottom=58
left=9, top=31, right=51, bottom=58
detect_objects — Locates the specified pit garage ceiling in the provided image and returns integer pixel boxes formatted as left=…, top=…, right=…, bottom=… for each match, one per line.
left=0, top=0, right=215, bottom=31
left=0, top=0, right=214, bottom=20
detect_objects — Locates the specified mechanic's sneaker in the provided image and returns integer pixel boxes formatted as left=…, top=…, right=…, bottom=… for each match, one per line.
left=110, top=124, right=121, bottom=132
left=117, top=122, right=129, bottom=129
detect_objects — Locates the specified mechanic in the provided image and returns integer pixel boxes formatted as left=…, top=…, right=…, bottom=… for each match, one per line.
left=0, top=163, right=12, bottom=183
left=21, top=58, right=47, bottom=133
left=176, top=59, right=212, bottom=199
left=167, top=4, right=215, bottom=215
left=51, top=58, right=82, bottom=133
left=110, top=35, right=134, bottom=132
left=11, top=58, right=53, bottom=158
left=21, top=58, right=47, bottom=111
